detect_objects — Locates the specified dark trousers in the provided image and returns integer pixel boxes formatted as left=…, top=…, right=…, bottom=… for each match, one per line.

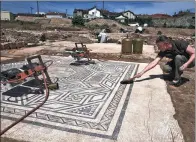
left=162, top=55, right=195, bottom=80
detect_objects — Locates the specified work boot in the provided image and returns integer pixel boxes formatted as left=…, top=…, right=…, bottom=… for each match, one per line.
left=169, top=79, right=182, bottom=87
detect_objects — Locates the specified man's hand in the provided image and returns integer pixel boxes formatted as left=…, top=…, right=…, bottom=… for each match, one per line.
left=120, top=72, right=143, bottom=84
left=134, top=72, right=144, bottom=78
left=179, top=64, right=188, bottom=71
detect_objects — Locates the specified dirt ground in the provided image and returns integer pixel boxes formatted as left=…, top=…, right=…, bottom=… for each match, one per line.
left=1, top=52, right=194, bottom=142
left=159, top=62, right=195, bottom=142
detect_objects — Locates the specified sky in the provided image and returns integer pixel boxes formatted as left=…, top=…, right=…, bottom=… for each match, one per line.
left=1, top=1, right=195, bottom=16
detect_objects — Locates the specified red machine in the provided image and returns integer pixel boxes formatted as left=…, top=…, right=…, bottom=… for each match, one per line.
left=65, top=43, right=95, bottom=65
left=0, top=55, right=59, bottom=135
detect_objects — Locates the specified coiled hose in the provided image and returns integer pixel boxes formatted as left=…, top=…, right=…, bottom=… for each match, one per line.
left=0, top=60, right=53, bottom=136
left=0, top=70, right=49, bottom=136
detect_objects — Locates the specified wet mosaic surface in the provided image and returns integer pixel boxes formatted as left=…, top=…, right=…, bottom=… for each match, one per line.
left=1, top=55, right=138, bottom=140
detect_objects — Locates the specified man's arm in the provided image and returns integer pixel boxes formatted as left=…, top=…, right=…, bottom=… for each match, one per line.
left=133, top=56, right=162, bottom=78
left=180, top=45, right=195, bottom=71
left=186, top=45, right=195, bottom=65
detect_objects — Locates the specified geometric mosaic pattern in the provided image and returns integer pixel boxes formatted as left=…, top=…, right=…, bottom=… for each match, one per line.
left=1, top=55, right=139, bottom=140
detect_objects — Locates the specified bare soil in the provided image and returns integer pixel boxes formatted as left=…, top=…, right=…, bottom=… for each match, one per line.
left=159, top=62, right=195, bottom=142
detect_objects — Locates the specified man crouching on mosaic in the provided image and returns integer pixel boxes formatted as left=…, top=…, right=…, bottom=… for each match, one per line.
left=121, top=35, right=195, bottom=87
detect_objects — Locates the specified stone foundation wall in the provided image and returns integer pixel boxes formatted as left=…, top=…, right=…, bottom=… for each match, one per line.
left=152, top=15, right=195, bottom=28
left=0, top=42, right=26, bottom=50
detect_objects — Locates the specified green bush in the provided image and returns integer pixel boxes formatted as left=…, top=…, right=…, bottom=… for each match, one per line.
left=72, top=16, right=85, bottom=26
left=157, top=31, right=162, bottom=35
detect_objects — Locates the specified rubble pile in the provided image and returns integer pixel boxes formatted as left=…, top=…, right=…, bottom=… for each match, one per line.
left=86, top=19, right=134, bottom=33
left=43, top=32, right=69, bottom=41
left=146, top=27, right=194, bottom=37
left=49, top=18, right=72, bottom=26
left=1, top=29, right=41, bottom=50
left=41, top=25, right=82, bottom=31
left=3, top=30, right=40, bottom=43
left=43, top=32, right=94, bottom=43
left=15, top=16, right=42, bottom=22
left=40, top=18, right=76, bottom=31
left=108, top=32, right=194, bottom=49
left=0, top=42, right=26, bottom=50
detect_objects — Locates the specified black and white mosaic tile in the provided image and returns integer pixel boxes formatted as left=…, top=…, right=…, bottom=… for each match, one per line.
left=1, top=55, right=139, bottom=140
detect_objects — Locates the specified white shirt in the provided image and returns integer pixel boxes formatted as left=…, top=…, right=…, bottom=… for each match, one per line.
left=137, top=26, right=143, bottom=31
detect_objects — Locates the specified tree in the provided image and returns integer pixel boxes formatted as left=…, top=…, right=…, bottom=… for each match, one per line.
left=72, top=16, right=85, bottom=26
left=186, top=9, right=191, bottom=13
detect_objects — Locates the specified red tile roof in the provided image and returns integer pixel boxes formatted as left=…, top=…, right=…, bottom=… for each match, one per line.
left=150, top=14, right=172, bottom=18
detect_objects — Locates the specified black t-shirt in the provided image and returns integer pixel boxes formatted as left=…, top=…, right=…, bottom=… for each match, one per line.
left=157, top=40, right=190, bottom=59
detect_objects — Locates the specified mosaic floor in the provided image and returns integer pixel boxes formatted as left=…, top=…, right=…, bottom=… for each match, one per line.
left=1, top=55, right=139, bottom=140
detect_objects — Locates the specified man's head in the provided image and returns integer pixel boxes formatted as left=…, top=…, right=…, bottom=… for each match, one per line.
left=156, top=35, right=172, bottom=52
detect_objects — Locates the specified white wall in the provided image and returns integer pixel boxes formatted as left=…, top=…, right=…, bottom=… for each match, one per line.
left=35, top=12, right=46, bottom=15
left=88, top=8, right=101, bottom=18
left=123, top=12, right=136, bottom=19
left=1, top=11, right=11, bottom=21
left=46, top=15, right=63, bottom=18
left=120, top=19, right=125, bottom=23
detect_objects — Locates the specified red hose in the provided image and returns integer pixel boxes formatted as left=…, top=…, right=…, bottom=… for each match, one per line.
left=0, top=70, right=49, bottom=136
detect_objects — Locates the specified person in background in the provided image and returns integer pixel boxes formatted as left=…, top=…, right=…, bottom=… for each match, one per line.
left=98, top=29, right=108, bottom=43
left=135, top=25, right=143, bottom=34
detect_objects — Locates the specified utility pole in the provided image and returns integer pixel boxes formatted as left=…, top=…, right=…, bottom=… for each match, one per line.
left=103, top=1, right=104, bottom=10
left=37, top=1, right=39, bottom=15
left=66, top=9, right=67, bottom=17
left=30, top=7, right=34, bottom=14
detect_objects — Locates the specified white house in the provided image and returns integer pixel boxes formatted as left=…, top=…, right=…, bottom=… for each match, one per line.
left=88, top=7, right=103, bottom=19
left=1, top=11, right=14, bottom=21
left=35, top=12, right=46, bottom=15
left=128, top=23, right=139, bottom=26
left=115, top=15, right=127, bottom=23
left=122, top=10, right=136, bottom=20
left=46, top=12, right=66, bottom=18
